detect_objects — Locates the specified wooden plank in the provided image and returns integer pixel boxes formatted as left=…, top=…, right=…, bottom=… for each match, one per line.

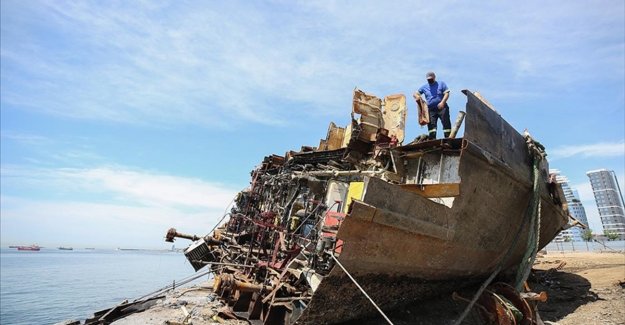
left=399, top=183, right=460, bottom=198
left=352, top=89, right=383, bottom=142
left=341, top=123, right=352, bottom=148
left=326, top=122, right=345, bottom=150
left=317, top=139, right=328, bottom=151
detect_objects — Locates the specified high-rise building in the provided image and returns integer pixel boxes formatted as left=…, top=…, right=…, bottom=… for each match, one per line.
left=550, top=169, right=588, bottom=241
left=586, top=169, right=625, bottom=239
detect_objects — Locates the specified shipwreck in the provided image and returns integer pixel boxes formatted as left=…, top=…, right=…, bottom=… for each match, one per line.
left=165, top=89, right=570, bottom=324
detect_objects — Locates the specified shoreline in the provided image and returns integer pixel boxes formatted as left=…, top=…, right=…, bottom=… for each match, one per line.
left=63, top=250, right=624, bottom=325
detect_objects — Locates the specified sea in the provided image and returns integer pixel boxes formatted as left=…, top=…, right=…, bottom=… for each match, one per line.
left=0, top=248, right=206, bottom=325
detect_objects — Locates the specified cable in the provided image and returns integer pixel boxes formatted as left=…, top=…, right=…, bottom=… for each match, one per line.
left=330, top=254, right=394, bottom=325
left=132, top=268, right=217, bottom=302
left=208, top=187, right=248, bottom=235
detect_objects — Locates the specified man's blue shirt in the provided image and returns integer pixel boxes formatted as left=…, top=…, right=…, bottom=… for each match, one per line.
left=418, top=81, right=449, bottom=110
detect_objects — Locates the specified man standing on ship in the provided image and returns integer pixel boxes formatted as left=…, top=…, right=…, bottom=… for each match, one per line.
left=415, top=71, right=452, bottom=139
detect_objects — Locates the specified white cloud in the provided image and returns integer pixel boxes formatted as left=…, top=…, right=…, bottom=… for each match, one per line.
left=0, top=195, right=223, bottom=248
left=1, top=165, right=239, bottom=210
left=2, top=1, right=622, bottom=127
left=0, top=165, right=241, bottom=247
left=74, top=167, right=238, bottom=209
left=0, top=131, right=51, bottom=145
left=550, top=140, right=625, bottom=160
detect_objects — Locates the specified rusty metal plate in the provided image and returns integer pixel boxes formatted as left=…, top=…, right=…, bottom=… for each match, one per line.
left=353, top=89, right=383, bottom=142
left=462, top=90, right=530, bottom=182
left=383, top=94, right=407, bottom=143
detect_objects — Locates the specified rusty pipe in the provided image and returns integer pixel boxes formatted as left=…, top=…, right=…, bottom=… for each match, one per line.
left=165, top=228, right=222, bottom=245
left=234, top=280, right=265, bottom=293
left=214, top=274, right=269, bottom=293
left=449, top=111, right=466, bottom=139
left=291, top=170, right=382, bottom=178
left=165, top=228, right=200, bottom=242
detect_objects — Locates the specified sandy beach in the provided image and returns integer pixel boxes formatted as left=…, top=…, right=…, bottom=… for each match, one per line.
left=104, top=251, right=625, bottom=325
left=532, top=251, right=625, bottom=325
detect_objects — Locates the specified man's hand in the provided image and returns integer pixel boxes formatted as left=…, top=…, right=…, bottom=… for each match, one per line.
left=438, top=91, right=450, bottom=110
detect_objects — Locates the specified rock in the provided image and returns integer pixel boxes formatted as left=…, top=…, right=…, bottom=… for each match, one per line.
left=54, top=321, right=80, bottom=325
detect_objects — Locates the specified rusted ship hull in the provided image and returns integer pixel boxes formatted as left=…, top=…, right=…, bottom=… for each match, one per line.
left=297, top=92, right=567, bottom=322
left=168, top=90, right=568, bottom=324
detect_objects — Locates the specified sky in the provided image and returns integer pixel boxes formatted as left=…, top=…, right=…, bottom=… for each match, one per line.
left=1, top=1, right=624, bottom=248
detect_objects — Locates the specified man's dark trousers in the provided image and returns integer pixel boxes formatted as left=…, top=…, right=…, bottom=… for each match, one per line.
left=427, top=105, right=452, bottom=140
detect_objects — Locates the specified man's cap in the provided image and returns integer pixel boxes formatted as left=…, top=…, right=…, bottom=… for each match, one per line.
left=426, top=71, right=436, bottom=79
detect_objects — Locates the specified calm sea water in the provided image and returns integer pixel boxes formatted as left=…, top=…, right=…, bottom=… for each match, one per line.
left=0, top=248, right=205, bottom=325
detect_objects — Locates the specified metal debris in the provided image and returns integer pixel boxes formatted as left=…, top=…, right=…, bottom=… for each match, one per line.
left=164, top=89, right=571, bottom=324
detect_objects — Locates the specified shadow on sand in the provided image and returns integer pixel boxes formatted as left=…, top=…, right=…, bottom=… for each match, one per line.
left=529, top=269, right=597, bottom=322
left=341, top=270, right=595, bottom=325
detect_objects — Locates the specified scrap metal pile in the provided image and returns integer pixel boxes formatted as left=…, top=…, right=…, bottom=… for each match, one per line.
left=165, top=89, right=420, bottom=324
left=164, top=88, right=570, bottom=325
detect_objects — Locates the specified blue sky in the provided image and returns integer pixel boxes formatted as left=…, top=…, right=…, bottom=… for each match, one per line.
left=1, top=1, right=624, bottom=248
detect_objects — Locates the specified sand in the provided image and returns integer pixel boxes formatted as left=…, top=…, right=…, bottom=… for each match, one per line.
left=107, top=251, right=625, bottom=324
left=532, top=251, right=625, bottom=325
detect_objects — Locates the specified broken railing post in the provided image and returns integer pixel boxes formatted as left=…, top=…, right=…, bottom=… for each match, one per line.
left=449, top=111, right=466, bottom=139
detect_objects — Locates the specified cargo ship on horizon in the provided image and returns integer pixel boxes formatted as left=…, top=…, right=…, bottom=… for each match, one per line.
left=15, top=245, right=41, bottom=251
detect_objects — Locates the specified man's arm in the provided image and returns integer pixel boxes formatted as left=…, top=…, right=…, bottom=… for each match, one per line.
left=437, top=82, right=450, bottom=109
left=413, top=86, right=424, bottom=100
left=438, top=91, right=449, bottom=109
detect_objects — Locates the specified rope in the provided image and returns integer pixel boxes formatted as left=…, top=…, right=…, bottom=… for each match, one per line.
left=208, top=187, right=247, bottom=235
left=192, top=260, right=256, bottom=268
left=452, top=134, right=546, bottom=325
left=330, top=254, right=394, bottom=325
left=514, top=135, right=545, bottom=291
left=592, top=238, right=617, bottom=251
left=133, top=268, right=216, bottom=302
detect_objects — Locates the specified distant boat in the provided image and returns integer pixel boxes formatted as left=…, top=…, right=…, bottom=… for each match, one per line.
left=16, top=245, right=40, bottom=251
left=84, top=248, right=95, bottom=250
left=58, top=247, right=73, bottom=251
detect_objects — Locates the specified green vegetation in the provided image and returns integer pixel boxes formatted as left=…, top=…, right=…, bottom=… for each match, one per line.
left=604, top=230, right=620, bottom=241
left=581, top=229, right=594, bottom=242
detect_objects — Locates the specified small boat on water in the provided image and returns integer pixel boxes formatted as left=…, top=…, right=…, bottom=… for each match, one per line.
left=16, top=245, right=41, bottom=251
left=58, top=247, right=73, bottom=251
